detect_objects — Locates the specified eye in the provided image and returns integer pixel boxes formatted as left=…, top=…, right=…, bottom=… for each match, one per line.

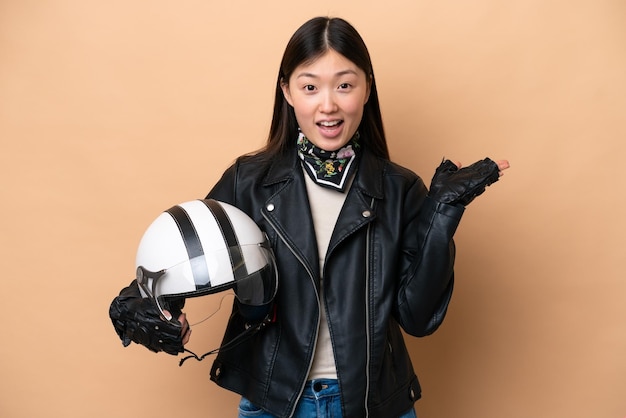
left=304, top=85, right=316, bottom=92
left=338, top=83, right=352, bottom=90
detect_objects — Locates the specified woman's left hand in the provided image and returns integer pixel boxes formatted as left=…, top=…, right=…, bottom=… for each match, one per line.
left=489, top=159, right=510, bottom=176
left=452, top=159, right=510, bottom=175
left=429, top=157, right=509, bottom=206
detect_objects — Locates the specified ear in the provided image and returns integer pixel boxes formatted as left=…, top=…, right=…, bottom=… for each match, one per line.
left=280, top=78, right=294, bottom=107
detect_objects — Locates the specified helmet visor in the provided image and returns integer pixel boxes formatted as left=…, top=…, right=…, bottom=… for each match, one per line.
left=232, top=245, right=278, bottom=307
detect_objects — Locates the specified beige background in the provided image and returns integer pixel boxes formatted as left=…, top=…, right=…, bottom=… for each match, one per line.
left=1, top=1, right=624, bottom=417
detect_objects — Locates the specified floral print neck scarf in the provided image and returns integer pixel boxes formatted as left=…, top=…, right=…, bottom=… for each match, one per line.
left=297, top=130, right=360, bottom=192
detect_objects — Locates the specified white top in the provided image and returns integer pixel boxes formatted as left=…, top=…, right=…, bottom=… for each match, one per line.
left=303, top=170, right=352, bottom=380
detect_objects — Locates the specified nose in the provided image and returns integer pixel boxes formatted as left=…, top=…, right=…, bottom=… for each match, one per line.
left=318, top=91, right=337, bottom=114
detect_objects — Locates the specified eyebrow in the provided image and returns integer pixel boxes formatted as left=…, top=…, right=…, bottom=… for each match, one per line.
left=296, top=69, right=359, bottom=79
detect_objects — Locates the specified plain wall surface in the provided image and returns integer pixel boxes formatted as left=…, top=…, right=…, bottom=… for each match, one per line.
left=1, top=1, right=624, bottom=417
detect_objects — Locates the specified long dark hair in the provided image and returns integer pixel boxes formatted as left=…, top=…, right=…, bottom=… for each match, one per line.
left=262, top=17, right=389, bottom=159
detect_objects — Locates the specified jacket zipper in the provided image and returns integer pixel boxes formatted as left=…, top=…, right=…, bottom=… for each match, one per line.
left=262, top=210, right=321, bottom=418
left=364, top=197, right=374, bottom=417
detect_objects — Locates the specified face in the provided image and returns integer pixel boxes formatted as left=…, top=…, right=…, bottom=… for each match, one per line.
left=281, top=49, right=370, bottom=151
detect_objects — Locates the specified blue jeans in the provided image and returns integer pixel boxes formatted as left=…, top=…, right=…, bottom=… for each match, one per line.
left=238, top=379, right=417, bottom=418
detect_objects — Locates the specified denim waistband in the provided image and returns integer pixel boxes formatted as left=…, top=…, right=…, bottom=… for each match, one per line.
left=302, top=379, right=340, bottom=399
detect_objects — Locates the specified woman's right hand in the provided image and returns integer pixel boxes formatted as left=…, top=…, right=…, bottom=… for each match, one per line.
left=163, top=310, right=192, bottom=345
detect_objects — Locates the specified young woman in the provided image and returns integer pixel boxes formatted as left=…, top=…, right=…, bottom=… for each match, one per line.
left=199, top=16, right=509, bottom=418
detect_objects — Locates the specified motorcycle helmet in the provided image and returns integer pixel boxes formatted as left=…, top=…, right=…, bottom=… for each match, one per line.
left=135, top=199, right=277, bottom=324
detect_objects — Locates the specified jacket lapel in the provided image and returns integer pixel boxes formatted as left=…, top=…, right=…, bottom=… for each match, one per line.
left=261, top=153, right=321, bottom=282
left=327, top=150, right=384, bottom=257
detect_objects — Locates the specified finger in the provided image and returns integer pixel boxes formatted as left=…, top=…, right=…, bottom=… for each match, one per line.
left=182, top=327, right=192, bottom=345
left=178, top=313, right=191, bottom=344
left=496, top=159, right=510, bottom=176
left=178, top=313, right=188, bottom=333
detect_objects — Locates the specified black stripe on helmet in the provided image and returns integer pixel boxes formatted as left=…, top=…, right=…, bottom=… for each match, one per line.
left=202, top=199, right=247, bottom=281
left=166, top=205, right=210, bottom=287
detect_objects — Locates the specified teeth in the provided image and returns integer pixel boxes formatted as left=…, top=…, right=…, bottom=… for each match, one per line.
left=319, top=120, right=340, bottom=127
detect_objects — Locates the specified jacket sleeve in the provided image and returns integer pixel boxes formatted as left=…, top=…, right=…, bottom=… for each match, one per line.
left=204, top=160, right=240, bottom=204
left=395, top=180, right=464, bottom=337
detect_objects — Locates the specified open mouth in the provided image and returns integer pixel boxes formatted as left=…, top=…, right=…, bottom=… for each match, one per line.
left=317, top=120, right=343, bottom=128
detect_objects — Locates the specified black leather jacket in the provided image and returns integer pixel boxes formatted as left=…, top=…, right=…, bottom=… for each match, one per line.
left=206, top=147, right=463, bottom=418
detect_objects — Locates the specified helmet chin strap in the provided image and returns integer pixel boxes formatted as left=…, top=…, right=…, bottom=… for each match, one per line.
left=178, top=305, right=277, bottom=367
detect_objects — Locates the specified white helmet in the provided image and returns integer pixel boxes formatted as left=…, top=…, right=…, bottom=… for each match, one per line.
left=135, top=199, right=277, bottom=323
